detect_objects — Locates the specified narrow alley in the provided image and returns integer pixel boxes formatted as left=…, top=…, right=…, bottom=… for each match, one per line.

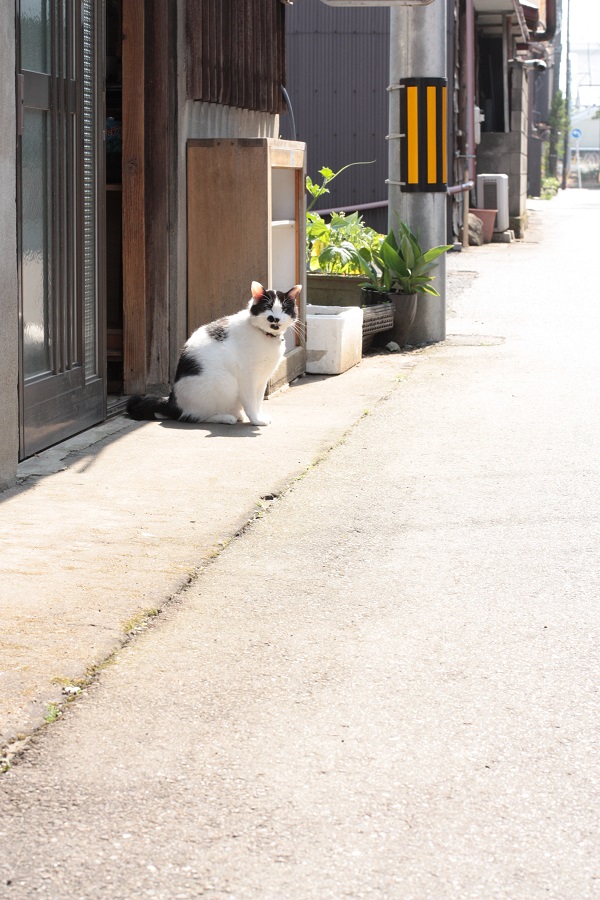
left=1, top=191, right=599, bottom=898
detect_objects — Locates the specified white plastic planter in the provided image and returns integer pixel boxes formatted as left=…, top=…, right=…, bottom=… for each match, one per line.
left=306, top=304, right=363, bottom=375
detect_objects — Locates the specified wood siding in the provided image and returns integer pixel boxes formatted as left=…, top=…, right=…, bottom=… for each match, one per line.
left=122, top=0, right=147, bottom=394
left=186, top=0, right=286, bottom=114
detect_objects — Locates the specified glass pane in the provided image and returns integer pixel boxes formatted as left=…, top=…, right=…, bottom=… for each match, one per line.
left=82, top=0, right=97, bottom=378
left=20, top=0, right=51, bottom=74
left=67, top=112, right=78, bottom=366
left=22, top=108, right=53, bottom=378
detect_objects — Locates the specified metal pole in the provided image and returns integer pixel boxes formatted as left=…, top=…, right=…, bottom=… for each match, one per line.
left=389, top=0, right=448, bottom=345
left=561, top=0, right=571, bottom=190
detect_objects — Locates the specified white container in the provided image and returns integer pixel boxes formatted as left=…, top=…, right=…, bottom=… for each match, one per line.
left=306, top=304, right=363, bottom=375
left=477, top=173, right=509, bottom=232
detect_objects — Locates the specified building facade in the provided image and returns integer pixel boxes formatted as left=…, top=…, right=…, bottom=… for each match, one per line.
left=1, top=0, right=305, bottom=491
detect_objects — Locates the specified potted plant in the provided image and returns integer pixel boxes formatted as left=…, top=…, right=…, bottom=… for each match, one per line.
left=306, top=164, right=397, bottom=348
left=355, top=220, right=452, bottom=348
left=306, top=162, right=381, bottom=310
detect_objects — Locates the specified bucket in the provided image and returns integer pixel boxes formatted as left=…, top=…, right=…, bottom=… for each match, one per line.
left=472, top=208, right=497, bottom=243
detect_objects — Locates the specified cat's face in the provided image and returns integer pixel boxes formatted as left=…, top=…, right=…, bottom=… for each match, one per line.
left=249, top=282, right=301, bottom=337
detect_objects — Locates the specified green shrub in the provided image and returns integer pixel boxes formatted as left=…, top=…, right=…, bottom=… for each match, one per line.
left=541, top=176, right=560, bottom=200
left=306, top=210, right=383, bottom=275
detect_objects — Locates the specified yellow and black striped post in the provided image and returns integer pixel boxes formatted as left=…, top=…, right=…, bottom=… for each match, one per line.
left=399, top=77, right=448, bottom=193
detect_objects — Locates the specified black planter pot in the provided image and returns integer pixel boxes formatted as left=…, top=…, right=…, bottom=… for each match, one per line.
left=359, top=287, right=418, bottom=348
left=360, top=286, right=389, bottom=307
left=387, top=292, right=418, bottom=348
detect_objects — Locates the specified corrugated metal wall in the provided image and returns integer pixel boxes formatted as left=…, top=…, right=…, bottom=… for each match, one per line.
left=282, top=0, right=390, bottom=233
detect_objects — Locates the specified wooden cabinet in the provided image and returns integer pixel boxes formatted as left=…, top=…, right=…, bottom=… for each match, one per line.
left=187, top=138, right=306, bottom=390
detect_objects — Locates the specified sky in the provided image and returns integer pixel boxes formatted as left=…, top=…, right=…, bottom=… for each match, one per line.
left=560, top=0, right=600, bottom=108
left=568, top=0, right=600, bottom=44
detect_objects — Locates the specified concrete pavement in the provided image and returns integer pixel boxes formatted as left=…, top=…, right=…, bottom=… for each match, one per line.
left=1, top=353, right=415, bottom=755
left=1, top=191, right=599, bottom=898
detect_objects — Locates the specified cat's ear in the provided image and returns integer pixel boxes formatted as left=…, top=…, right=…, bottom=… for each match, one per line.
left=251, top=281, right=265, bottom=302
left=286, top=285, right=302, bottom=301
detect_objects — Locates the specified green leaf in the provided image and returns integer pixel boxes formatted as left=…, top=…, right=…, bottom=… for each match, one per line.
left=399, top=232, right=415, bottom=269
left=306, top=220, right=329, bottom=240
left=383, top=229, right=399, bottom=253
left=318, top=241, right=362, bottom=274
left=382, top=242, right=410, bottom=278
left=422, top=245, right=453, bottom=263
left=411, top=259, right=437, bottom=277
left=356, top=256, right=378, bottom=286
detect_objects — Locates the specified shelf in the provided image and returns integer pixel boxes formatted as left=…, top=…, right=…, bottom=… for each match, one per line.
left=272, top=219, right=296, bottom=228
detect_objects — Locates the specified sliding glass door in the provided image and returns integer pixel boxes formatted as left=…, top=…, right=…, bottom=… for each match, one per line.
left=18, top=0, right=104, bottom=458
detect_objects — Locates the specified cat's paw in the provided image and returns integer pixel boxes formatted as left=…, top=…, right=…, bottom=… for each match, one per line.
left=249, top=415, right=271, bottom=426
left=206, top=413, right=238, bottom=425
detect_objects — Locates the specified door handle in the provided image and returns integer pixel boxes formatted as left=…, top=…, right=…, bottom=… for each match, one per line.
left=17, top=73, right=24, bottom=135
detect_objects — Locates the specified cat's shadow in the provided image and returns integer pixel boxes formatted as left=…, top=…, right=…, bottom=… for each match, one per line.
left=158, top=420, right=262, bottom=437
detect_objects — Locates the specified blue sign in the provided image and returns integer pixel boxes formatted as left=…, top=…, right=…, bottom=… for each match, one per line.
left=571, top=128, right=582, bottom=140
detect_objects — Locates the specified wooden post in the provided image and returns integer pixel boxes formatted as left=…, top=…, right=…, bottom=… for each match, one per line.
left=462, top=168, right=470, bottom=250
left=122, top=0, right=146, bottom=394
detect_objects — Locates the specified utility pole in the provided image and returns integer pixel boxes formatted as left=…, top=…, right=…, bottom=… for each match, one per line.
left=388, top=0, right=448, bottom=345
left=561, top=0, right=571, bottom=189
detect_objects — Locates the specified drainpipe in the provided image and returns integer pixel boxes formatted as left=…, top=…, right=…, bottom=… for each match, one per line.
left=503, top=13, right=511, bottom=132
left=530, top=0, right=556, bottom=43
left=461, top=0, right=476, bottom=249
left=465, top=0, right=475, bottom=183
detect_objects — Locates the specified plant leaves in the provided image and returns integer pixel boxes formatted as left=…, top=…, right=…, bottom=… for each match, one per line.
left=383, top=229, right=399, bottom=253
left=382, top=242, right=410, bottom=278
left=422, top=244, right=453, bottom=263
left=399, top=232, right=415, bottom=269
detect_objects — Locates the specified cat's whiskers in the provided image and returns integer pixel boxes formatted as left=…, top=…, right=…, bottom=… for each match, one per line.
left=293, top=320, right=307, bottom=341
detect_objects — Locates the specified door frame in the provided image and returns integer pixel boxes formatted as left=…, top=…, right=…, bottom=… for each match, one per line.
left=16, top=0, right=106, bottom=459
left=121, top=0, right=146, bottom=395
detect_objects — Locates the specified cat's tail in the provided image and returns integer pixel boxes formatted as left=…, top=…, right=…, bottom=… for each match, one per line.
left=126, top=394, right=180, bottom=421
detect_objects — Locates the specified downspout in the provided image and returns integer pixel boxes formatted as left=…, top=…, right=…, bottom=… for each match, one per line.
left=503, top=14, right=511, bottom=133
left=530, top=0, right=556, bottom=43
left=459, top=0, right=476, bottom=248
left=465, top=0, right=475, bottom=182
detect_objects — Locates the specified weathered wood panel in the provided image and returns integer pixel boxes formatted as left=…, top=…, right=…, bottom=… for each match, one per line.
left=187, top=140, right=271, bottom=334
left=144, top=0, right=169, bottom=386
left=186, top=0, right=286, bottom=114
left=122, top=0, right=146, bottom=394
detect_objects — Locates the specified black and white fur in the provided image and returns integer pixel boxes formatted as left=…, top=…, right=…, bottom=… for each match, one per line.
left=127, top=281, right=300, bottom=426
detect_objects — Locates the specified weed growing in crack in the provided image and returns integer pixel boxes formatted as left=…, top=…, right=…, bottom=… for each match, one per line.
left=44, top=703, right=62, bottom=724
left=121, top=607, right=159, bottom=635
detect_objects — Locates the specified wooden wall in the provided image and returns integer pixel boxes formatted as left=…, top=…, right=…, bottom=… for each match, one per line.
left=122, top=0, right=170, bottom=392
left=123, top=1, right=287, bottom=393
left=186, top=0, right=286, bottom=114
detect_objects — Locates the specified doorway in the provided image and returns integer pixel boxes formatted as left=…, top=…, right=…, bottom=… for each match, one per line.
left=105, top=0, right=124, bottom=404
left=17, top=0, right=105, bottom=459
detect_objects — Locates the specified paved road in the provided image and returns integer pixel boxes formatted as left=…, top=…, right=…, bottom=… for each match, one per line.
left=1, top=192, right=599, bottom=898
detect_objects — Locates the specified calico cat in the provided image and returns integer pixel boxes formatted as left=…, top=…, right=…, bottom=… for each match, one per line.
left=126, top=281, right=301, bottom=426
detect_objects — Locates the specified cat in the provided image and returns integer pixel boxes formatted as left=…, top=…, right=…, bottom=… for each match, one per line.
left=126, top=281, right=301, bottom=426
